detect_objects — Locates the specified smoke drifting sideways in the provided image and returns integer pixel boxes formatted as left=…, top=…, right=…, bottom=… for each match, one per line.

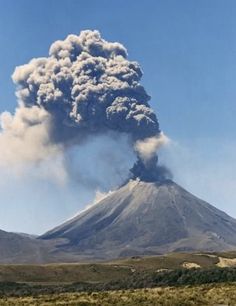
left=0, top=30, right=171, bottom=187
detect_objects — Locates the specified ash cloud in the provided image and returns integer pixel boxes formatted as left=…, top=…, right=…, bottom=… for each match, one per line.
left=1, top=30, right=169, bottom=184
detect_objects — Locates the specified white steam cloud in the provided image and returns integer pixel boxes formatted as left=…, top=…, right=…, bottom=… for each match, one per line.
left=135, top=132, right=169, bottom=163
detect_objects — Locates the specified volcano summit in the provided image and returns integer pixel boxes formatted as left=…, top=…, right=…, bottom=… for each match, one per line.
left=41, top=179, right=236, bottom=261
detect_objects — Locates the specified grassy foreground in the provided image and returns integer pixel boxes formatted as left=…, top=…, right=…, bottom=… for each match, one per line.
left=0, top=252, right=236, bottom=305
left=0, top=283, right=235, bottom=305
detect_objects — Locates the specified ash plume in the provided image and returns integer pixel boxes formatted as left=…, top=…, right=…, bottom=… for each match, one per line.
left=1, top=30, right=169, bottom=183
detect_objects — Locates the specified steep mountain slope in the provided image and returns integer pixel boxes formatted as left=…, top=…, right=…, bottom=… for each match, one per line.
left=41, top=180, right=236, bottom=260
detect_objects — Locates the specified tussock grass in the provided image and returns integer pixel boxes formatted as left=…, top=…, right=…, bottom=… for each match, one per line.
left=0, top=283, right=235, bottom=305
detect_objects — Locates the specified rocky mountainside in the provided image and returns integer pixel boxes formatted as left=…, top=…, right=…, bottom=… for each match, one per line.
left=40, top=179, right=236, bottom=260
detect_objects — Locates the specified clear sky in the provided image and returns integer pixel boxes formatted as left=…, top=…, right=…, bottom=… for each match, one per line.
left=0, top=0, right=236, bottom=234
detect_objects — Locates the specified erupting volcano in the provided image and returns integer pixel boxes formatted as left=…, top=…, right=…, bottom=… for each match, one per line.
left=41, top=179, right=236, bottom=261
left=0, top=30, right=236, bottom=263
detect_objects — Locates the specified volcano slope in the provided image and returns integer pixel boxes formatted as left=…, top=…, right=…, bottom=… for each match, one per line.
left=41, top=179, right=236, bottom=260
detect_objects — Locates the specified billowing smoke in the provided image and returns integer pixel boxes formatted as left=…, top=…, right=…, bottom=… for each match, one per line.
left=1, top=30, right=170, bottom=184
left=132, top=132, right=172, bottom=182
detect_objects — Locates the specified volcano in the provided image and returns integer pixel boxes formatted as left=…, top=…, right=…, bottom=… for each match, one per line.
left=41, top=179, right=236, bottom=260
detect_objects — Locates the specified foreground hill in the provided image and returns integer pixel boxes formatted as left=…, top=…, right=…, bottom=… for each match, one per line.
left=0, top=251, right=236, bottom=283
left=1, top=253, right=236, bottom=305
left=41, top=179, right=236, bottom=260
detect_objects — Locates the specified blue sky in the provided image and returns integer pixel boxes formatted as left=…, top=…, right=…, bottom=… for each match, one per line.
left=0, top=0, right=236, bottom=234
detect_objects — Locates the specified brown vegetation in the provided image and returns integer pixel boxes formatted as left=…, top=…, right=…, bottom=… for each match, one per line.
left=0, top=283, right=235, bottom=305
